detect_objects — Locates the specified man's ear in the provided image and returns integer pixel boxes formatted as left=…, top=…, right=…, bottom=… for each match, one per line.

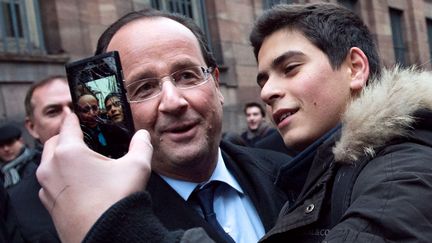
left=347, top=47, right=369, bottom=93
left=213, top=67, right=220, bottom=87
left=25, top=116, right=40, bottom=140
left=213, top=67, right=225, bottom=105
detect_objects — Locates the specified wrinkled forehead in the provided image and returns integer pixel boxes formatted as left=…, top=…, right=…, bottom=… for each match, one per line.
left=107, top=17, right=200, bottom=52
left=106, top=17, right=206, bottom=82
left=78, top=95, right=97, bottom=105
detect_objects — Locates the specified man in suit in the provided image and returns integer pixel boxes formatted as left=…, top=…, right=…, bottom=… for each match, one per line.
left=7, top=76, right=72, bottom=242
left=0, top=123, right=33, bottom=188
left=37, top=9, right=292, bottom=243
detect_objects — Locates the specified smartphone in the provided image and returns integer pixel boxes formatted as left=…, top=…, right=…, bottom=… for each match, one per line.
left=65, top=51, right=134, bottom=159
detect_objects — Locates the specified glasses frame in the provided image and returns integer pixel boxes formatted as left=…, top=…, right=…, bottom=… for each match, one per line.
left=125, top=66, right=214, bottom=103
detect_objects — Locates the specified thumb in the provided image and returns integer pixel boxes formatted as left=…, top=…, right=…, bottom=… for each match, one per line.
left=58, top=113, right=84, bottom=145
left=121, top=129, right=153, bottom=166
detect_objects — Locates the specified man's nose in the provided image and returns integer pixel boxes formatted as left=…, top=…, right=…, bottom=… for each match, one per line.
left=260, top=76, right=284, bottom=106
left=158, top=80, right=188, bottom=114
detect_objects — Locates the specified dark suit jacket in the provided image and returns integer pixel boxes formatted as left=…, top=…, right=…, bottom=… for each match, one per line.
left=146, top=140, right=291, bottom=242
left=7, top=161, right=60, bottom=243
left=255, top=130, right=298, bottom=156
left=10, top=141, right=292, bottom=243
left=1, top=183, right=25, bottom=243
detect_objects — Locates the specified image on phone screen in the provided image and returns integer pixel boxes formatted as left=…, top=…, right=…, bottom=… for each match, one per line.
left=65, top=51, right=134, bottom=159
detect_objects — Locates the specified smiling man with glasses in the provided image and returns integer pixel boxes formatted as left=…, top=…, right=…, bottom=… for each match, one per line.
left=126, top=66, right=213, bottom=103
left=36, top=8, right=292, bottom=243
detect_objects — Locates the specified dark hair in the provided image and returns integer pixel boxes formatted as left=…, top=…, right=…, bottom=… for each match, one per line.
left=104, top=92, right=121, bottom=106
left=95, top=8, right=217, bottom=69
left=250, top=2, right=381, bottom=82
left=25, top=75, right=67, bottom=118
left=0, top=123, right=22, bottom=145
left=244, top=102, right=265, bottom=117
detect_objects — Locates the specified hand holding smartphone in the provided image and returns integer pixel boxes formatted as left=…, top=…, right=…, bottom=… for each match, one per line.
left=65, top=51, right=134, bottom=158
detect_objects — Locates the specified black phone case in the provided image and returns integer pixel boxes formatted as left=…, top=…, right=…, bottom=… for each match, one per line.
left=65, top=51, right=134, bottom=158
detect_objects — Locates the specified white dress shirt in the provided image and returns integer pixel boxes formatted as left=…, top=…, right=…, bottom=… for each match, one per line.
left=160, top=148, right=265, bottom=243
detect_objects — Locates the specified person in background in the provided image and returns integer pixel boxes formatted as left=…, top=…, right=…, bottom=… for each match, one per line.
left=77, top=92, right=130, bottom=158
left=104, top=92, right=124, bottom=124
left=250, top=2, right=432, bottom=242
left=1, top=185, right=24, bottom=242
left=0, top=123, right=33, bottom=188
left=240, top=102, right=294, bottom=155
left=36, top=8, right=292, bottom=243
left=240, top=102, right=276, bottom=147
left=7, top=76, right=72, bottom=242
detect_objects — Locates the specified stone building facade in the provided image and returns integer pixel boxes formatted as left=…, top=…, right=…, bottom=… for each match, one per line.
left=1, top=0, right=431, bottom=136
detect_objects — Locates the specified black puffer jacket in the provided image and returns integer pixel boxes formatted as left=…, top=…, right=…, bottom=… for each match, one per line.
left=262, top=67, right=432, bottom=242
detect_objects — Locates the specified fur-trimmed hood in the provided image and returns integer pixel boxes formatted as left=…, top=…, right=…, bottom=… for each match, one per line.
left=333, top=67, right=432, bottom=163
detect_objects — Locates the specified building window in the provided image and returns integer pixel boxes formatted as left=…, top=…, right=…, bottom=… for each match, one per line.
left=427, top=19, right=432, bottom=64
left=389, top=8, right=406, bottom=66
left=0, top=0, right=45, bottom=54
left=150, top=0, right=208, bottom=38
left=263, top=0, right=293, bottom=9
left=337, top=0, right=357, bottom=11
left=150, top=0, right=216, bottom=62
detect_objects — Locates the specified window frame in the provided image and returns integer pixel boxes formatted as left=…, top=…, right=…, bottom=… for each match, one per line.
left=389, top=8, right=407, bottom=66
left=0, top=0, right=45, bottom=55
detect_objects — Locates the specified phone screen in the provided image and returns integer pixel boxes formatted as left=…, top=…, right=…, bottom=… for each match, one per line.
left=65, top=51, right=134, bottom=158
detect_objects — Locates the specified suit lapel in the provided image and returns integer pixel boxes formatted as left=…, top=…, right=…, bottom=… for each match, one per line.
left=147, top=173, right=227, bottom=242
left=220, top=142, right=288, bottom=231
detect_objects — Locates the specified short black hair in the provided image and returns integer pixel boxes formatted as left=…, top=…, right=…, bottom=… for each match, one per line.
left=250, top=2, right=381, bottom=83
left=95, top=8, right=217, bottom=69
left=104, top=92, right=121, bottom=106
left=244, top=102, right=265, bottom=117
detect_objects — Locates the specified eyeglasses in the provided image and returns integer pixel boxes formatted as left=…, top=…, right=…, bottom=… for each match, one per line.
left=79, top=105, right=99, bottom=113
left=125, top=66, right=213, bottom=103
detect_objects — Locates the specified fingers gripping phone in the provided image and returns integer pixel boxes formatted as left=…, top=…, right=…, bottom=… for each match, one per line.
left=65, top=51, right=135, bottom=159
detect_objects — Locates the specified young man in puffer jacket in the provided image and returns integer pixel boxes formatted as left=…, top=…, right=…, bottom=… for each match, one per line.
left=250, top=2, right=432, bottom=242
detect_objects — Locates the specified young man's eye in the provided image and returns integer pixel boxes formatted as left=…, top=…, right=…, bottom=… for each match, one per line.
left=283, top=64, right=299, bottom=75
left=283, top=63, right=301, bottom=75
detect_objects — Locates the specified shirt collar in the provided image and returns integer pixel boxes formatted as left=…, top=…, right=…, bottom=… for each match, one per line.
left=160, top=147, right=244, bottom=201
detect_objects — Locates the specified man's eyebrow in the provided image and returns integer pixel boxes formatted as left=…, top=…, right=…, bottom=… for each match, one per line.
left=170, top=60, right=200, bottom=71
left=128, top=70, right=156, bottom=83
left=41, top=104, right=62, bottom=113
left=128, top=60, right=201, bottom=82
left=271, top=51, right=304, bottom=69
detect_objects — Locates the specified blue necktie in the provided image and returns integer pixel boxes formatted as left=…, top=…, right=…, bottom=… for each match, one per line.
left=194, top=182, right=236, bottom=243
